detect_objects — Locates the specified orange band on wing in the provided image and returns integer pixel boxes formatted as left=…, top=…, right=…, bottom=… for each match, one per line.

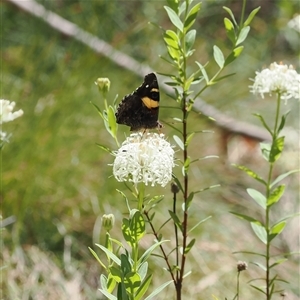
left=142, top=97, right=159, bottom=109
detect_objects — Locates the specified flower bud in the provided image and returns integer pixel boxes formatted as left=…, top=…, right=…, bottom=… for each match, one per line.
left=237, top=261, right=248, bottom=272
left=95, top=78, right=110, bottom=96
left=101, top=214, right=115, bottom=232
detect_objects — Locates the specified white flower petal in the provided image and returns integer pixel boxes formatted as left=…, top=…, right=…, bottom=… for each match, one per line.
left=113, top=132, right=175, bottom=187
left=249, top=62, right=300, bottom=102
left=0, top=99, right=24, bottom=124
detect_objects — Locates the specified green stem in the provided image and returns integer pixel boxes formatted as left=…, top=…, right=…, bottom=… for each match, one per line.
left=237, top=271, right=240, bottom=300
left=265, top=93, right=282, bottom=300
left=137, top=183, right=145, bottom=211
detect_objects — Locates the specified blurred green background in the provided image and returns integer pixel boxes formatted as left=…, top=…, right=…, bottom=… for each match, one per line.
left=1, top=0, right=299, bottom=299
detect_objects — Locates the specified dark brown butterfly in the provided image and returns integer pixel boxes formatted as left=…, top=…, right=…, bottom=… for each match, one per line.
left=115, top=73, right=161, bottom=131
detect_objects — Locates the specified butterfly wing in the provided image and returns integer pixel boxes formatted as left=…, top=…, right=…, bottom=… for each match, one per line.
left=115, top=73, right=160, bottom=131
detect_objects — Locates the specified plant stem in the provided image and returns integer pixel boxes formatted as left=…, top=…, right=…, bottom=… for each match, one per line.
left=265, top=93, right=281, bottom=300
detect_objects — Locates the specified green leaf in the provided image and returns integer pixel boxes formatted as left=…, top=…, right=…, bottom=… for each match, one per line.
left=269, top=221, right=286, bottom=242
left=195, top=61, right=209, bottom=83
left=224, top=46, right=244, bottom=66
left=164, top=30, right=180, bottom=49
left=130, top=210, right=146, bottom=242
left=184, top=238, right=196, bottom=254
left=164, top=6, right=184, bottom=32
left=169, top=210, right=183, bottom=232
left=167, top=45, right=180, bottom=61
left=122, top=218, right=133, bottom=246
left=271, top=169, right=299, bottom=188
left=144, top=280, right=173, bottom=300
left=244, top=7, right=261, bottom=26
left=89, top=247, right=107, bottom=269
left=251, top=223, right=267, bottom=244
left=269, top=258, right=287, bottom=269
left=184, top=3, right=201, bottom=32
left=260, top=142, right=271, bottom=161
left=251, top=261, right=267, bottom=271
left=250, top=284, right=266, bottom=295
left=236, top=26, right=250, bottom=45
left=277, top=111, right=290, bottom=134
left=224, top=17, right=236, bottom=44
left=96, top=143, right=114, bottom=154
left=95, top=244, right=121, bottom=265
left=173, top=134, right=184, bottom=150
left=269, top=136, right=284, bottom=163
left=107, top=274, right=117, bottom=293
left=247, top=188, right=266, bottom=209
left=253, top=113, right=272, bottom=135
left=185, top=29, right=196, bottom=51
left=137, top=262, right=148, bottom=281
left=223, top=6, right=237, bottom=26
left=99, top=288, right=118, bottom=300
left=185, top=132, right=195, bottom=147
left=108, top=105, right=117, bottom=137
left=124, top=272, right=141, bottom=294
left=267, top=185, right=285, bottom=207
left=213, top=45, right=225, bottom=68
left=110, top=266, right=123, bottom=283
left=183, top=156, right=191, bottom=175
left=232, top=164, right=266, bottom=185
left=120, top=254, right=132, bottom=275
left=138, top=240, right=169, bottom=265
left=186, top=191, right=194, bottom=209
left=230, top=212, right=262, bottom=225
left=135, top=275, right=153, bottom=300
left=232, top=250, right=266, bottom=257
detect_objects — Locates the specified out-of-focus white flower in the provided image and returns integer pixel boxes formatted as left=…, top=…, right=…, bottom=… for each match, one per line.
left=249, top=62, right=300, bottom=102
left=113, top=132, right=175, bottom=187
left=288, top=15, right=300, bottom=33
left=0, top=99, right=24, bottom=124
left=0, top=131, right=7, bottom=141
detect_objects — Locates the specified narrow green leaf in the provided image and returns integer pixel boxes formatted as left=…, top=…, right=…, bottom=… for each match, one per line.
left=269, top=258, right=287, bottom=269
left=184, top=3, right=201, bottom=32
left=214, top=73, right=236, bottom=83
left=89, top=247, right=107, bottom=269
left=260, top=142, right=271, bottom=161
left=277, top=111, right=290, bottom=134
left=230, top=212, right=262, bottom=225
left=137, top=262, right=148, bottom=281
left=271, top=170, right=299, bottom=188
left=120, top=254, right=132, bottom=275
left=251, top=223, right=267, bottom=244
left=135, top=275, right=153, bottom=300
left=164, top=30, right=180, bottom=49
left=232, top=250, right=266, bottom=257
left=124, top=272, right=141, bottom=294
left=138, top=240, right=169, bottom=265
left=223, top=6, right=237, bottom=26
left=232, top=164, right=266, bottom=185
left=236, top=26, right=250, bottom=45
left=122, top=218, right=133, bottom=246
left=109, top=266, right=123, bottom=283
left=164, top=6, right=184, bottom=32
left=173, top=134, right=184, bottom=150
left=224, top=46, right=244, bottom=66
left=185, top=29, right=196, bottom=51
left=96, top=143, right=113, bottom=154
left=159, top=55, right=177, bottom=67
left=251, top=261, right=266, bottom=271
left=144, top=280, right=173, bottom=300
left=130, top=211, right=146, bottom=242
left=186, top=191, right=194, bottom=209
left=269, top=221, right=286, bottom=242
left=99, top=288, right=117, bottom=300
left=247, top=188, right=266, bottom=209
left=250, top=284, right=266, bottom=295
left=108, top=105, right=117, bottom=137
left=188, top=216, right=212, bottom=234
left=169, top=210, right=183, bottom=232
left=95, top=244, right=121, bottom=265
left=267, top=185, right=285, bottom=207
left=167, top=45, right=180, bottom=61
left=195, top=61, right=209, bottom=83
left=269, top=136, right=284, bottom=163
left=253, top=113, right=272, bottom=135
left=244, top=7, right=261, bottom=26
left=224, top=17, right=236, bottom=44
left=107, top=274, right=117, bottom=293
left=184, top=238, right=196, bottom=254
left=213, top=45, right=225, bottom=68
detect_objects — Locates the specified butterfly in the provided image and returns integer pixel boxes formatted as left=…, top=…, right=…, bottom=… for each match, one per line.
left=115, top=73, right=161, bottom=131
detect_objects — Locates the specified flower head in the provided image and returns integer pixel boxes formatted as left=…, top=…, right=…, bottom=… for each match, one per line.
left=95, top=77, right=111, bottom=96
left=101, top=214, right=115, bottom=232
left=249, top=62, right=300, bottom=102
left=237, top=261, right=248, bottom=272
left=113, top=132, right=175, bottom=187
left=0, top=99, right=24, bottom=124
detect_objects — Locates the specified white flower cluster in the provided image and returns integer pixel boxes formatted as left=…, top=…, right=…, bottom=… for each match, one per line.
left=113, top=132, right=175, bottom=187
left=0, top=99, right=24, bottom=124
left=0, top=99, right=23, bottom=144
left=249, top=62, right=300, bottom=102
